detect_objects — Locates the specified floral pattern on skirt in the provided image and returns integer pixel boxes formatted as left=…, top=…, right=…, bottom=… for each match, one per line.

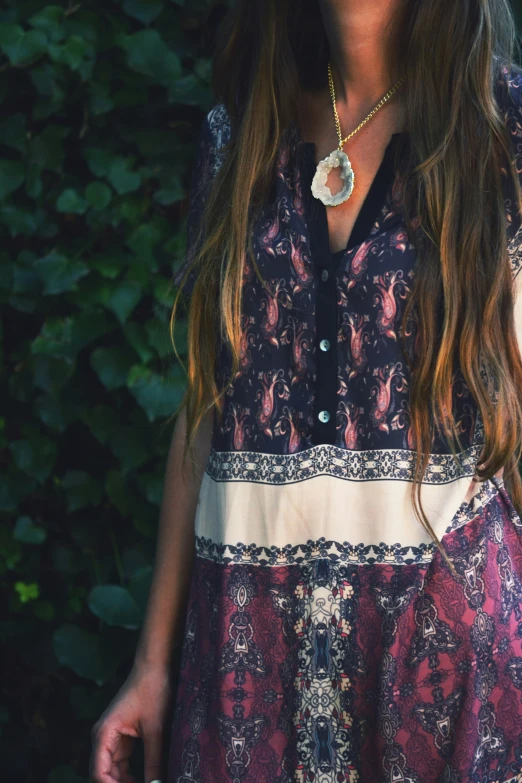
left=168, top=479, right=522, bottom=783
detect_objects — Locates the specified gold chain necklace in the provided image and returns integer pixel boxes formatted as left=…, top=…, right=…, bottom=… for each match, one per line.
left=311, top=62, right=406, bottom=207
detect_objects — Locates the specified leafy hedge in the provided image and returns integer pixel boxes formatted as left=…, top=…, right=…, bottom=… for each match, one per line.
left=0, top=1, right=228, bottom=780
left=4, top=2, right=522, bottom=782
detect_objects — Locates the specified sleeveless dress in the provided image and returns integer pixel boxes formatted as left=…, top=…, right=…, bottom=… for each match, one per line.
left=167, top=64, right=522, bottom=783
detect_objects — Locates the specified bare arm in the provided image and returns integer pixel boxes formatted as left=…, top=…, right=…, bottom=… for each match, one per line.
left=134, top=405, right=213, bottom=671
left=90, top=405, right=213, bottom=783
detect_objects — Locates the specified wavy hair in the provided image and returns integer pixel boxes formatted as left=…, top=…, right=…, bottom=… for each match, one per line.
left=170, top=0, right=522, bottom=556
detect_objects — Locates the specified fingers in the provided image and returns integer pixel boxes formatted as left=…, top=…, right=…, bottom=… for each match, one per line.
left=90, top=724, right=137, bottom=783
left=89, top=742, right=116, bottom=783
left=143, top=724, right=164, bottom=783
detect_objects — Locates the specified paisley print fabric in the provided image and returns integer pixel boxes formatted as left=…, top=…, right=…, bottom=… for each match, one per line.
left=167, top=64, right=522, bottom=783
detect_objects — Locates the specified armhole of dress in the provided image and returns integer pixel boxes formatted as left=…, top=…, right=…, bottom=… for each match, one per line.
left=502, top=66, right=522, bottom=361
left=513, top=265, right=522, bottom=361
left=500, top=63, right=522, bottom=253
left=173, top=104, right=231, bottom=301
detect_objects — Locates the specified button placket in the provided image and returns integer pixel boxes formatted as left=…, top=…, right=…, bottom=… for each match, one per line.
left=311, top=261, right=338, bottom=445
left=297, top=132, right=405, bottom=447
left=298, top=144, right=342, bottom=446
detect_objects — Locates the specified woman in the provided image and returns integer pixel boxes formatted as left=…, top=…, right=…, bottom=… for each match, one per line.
left=90, top=0, right=522, bottom=781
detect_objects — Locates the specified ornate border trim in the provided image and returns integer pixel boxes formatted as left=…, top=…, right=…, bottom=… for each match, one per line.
left=196, top=535, right=436, bottom=567
left=206, top=443, right=484, bottom=486
left=195, top=479, right=499, bottom=566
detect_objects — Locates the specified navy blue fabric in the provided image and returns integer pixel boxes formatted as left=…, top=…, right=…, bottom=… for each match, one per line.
left=174, top=66, right=522, bottom=458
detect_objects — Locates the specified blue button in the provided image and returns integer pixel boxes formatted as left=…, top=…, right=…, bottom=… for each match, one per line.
left=320, top=339, right=330, bottom=352
left=321, top=269, right=329, bottom=282
left=318, top=410, right=330, bottom=423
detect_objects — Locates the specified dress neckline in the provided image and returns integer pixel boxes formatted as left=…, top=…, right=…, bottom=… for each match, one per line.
left=292, top=125, right=408, bottom=262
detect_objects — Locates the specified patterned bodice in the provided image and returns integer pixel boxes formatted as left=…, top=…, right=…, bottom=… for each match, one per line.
left=175, top=66, right=522, bottom=467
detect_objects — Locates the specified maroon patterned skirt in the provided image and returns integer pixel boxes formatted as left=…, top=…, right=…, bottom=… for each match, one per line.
left=168, top=478, right=522, bottom=783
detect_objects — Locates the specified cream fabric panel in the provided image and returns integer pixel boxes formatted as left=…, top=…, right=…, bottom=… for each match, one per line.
left=194, top=468, right=487, bottom=553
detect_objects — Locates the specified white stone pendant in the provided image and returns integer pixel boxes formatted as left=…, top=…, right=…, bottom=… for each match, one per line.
left=311, top=148, right=355, bottom=207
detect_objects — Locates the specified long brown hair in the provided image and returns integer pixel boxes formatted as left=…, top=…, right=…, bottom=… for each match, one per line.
left=170, top=0, right=522, bottom=549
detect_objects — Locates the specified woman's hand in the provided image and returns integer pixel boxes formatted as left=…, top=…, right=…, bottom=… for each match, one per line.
left=89, top=408, right=210, bottom=783
left=89, top=664, right=172, bottom=783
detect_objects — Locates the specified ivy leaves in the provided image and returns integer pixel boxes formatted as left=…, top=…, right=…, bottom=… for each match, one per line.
left=1, top=0, right=221, bottom=778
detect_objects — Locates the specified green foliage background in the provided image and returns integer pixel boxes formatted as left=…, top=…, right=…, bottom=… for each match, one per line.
left=0, top=1, right=229, bottom=780
left=3, top=2, right=522, bottom=781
